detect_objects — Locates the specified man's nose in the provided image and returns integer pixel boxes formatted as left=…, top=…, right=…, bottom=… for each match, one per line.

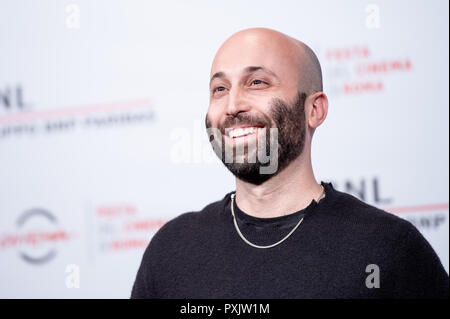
left=225, top=87, right=251, bottom=116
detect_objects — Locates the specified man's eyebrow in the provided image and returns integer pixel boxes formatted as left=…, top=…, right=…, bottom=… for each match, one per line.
left=209, top=71, right=225, bottom=86
left=244, top=66, right=278, bottom=78
left=209, top=66, right=279, bottom=86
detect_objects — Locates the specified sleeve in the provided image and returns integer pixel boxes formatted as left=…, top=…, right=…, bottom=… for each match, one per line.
left=391, top=223, right=449, bottom=298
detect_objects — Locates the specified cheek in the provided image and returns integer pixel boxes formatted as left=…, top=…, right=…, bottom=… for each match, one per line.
left=252, top=98, right=275, bottom=118
left=258, top=99, right=273, bottom=113
left=206, top=106, right=222, bottom=128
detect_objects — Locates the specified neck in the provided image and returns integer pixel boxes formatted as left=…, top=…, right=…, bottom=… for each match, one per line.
left=235, top=151, right=323, bottom=218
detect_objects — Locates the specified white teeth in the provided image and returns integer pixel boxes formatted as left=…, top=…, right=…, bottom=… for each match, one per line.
left=228, top=127, right=260, bottom=138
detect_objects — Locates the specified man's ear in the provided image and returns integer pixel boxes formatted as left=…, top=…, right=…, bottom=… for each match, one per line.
left=307, top=92, right=328, bottom=129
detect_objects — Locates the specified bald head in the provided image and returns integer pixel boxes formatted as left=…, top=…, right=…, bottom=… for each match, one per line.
left=206, top=28, right=329, bottom=185
left=211, top=28, right=322, bottom=95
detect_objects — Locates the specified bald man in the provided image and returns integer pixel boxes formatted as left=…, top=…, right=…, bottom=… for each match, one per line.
left=131, top=29, right=448, bottom=299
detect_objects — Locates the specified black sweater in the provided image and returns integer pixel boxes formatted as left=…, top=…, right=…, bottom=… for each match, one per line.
left=131, top=182, right=449, bottom=298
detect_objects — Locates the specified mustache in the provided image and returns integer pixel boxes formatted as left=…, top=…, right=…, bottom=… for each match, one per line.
left=206, top=112, right=273, bottom=135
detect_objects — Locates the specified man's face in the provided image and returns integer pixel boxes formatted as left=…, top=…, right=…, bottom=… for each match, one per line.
left=205, top=32, right=308, bottom=185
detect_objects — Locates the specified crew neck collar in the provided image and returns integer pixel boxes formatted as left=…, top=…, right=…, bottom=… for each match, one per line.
left=225, top=181, right=335, bottom=225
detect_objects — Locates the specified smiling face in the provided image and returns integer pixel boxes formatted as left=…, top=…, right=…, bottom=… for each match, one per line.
left=205, top=28, right=320, bottom=185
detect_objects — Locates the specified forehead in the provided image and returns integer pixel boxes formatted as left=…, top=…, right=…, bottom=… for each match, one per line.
left=210, top=34, right=301, bottom=81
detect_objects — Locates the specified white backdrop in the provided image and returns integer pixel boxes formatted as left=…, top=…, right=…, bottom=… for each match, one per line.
left=0, top=0, right=448, bottom=298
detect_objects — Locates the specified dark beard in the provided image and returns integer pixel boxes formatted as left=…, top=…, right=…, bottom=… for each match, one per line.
left=205, top=92, right=307, bottom=185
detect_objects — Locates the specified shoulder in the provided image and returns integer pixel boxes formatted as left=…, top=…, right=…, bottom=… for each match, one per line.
left=328, top=186, right=412, bottom=229
left=319, top=185, right=417, bottom=245
left=149, top=192, right=231, bottom=247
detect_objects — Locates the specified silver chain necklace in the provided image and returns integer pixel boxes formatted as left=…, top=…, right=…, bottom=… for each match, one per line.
left=230, top=185, right=325, bottom=249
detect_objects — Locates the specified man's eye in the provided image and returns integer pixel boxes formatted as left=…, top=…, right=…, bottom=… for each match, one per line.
left=251, top=79, right=265, bottom=86
left=213, top=86, right=226, bottom=93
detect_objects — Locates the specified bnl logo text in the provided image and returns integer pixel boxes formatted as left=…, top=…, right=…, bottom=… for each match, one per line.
left=0, top=85, right=31, bottom=112
left=332, top=177, right=392, bottom=205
